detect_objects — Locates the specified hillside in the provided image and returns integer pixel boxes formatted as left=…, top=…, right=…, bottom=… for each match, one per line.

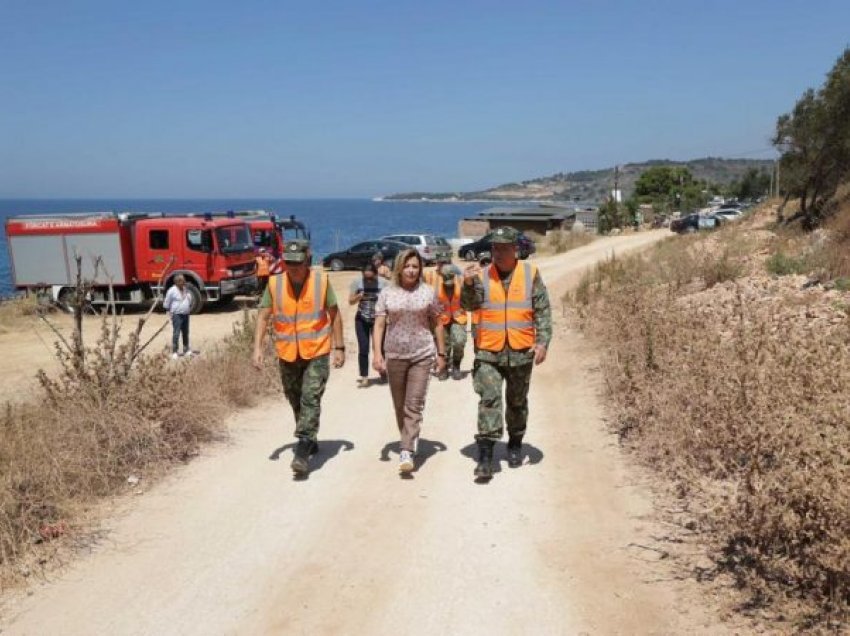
left=383, top=157, right=774, bottom=202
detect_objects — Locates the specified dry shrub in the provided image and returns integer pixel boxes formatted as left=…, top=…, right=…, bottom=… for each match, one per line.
left=568, top=229, right=850, bottom=629
left=0, top=306, right=278, bottom=585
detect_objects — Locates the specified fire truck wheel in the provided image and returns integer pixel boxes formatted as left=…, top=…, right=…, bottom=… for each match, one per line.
left=57, top=287, right=76, bottom=313
left=185, top=282, right=205, bottom=314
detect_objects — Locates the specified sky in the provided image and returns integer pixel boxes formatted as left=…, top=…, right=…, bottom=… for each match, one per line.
left=1, top=0, right=849, bottom=198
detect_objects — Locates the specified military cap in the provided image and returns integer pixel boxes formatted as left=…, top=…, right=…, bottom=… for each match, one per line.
left=491, top=226, right=520, bottom=244
left=282, top=239, right=311, bottom=263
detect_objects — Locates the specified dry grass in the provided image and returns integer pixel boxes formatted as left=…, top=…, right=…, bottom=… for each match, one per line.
left=0, top=306, right=279, bottom=587
left=0, top=295, right=46, bottom=334
left=526, top=229, right=595, bottom=255
left=566, top=202, right=850, bottom=630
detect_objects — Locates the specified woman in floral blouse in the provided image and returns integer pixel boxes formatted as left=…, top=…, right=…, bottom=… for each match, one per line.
left=373, top=248, right=447, bottom=473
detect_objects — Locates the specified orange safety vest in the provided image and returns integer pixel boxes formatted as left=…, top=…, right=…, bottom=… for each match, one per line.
left=436, top=281, right=467, bottom=326
left=268, top=269, right=331, bottom=362
left=475, top=262, right=536, bottom=352
left=256, top=255, right=270, bottom=277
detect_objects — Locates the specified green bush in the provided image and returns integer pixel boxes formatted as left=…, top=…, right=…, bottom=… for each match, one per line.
left=766, top=252, right=808, bottom=276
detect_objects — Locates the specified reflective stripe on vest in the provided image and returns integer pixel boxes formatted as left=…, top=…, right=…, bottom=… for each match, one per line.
left=269, top=269, right=331, bottom=362
left=437, top=281, right=467, bottom=326
left=475, top=261, right=536, bottom=352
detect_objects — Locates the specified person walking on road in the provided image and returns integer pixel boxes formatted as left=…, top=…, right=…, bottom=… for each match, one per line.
left=163, top=274, right=197, bottom=360
left=460, top=226, right=551, bottom=480
left=373, top=248, right=447, bottom=474
left=433, top=265, right=467, bottom=381
left=372, top=251, right=392, bottom=280
left=255, top=248, right=273, bottom=295
left=253, top=239, right=346, bottom=476
left=423, top=253, right=460, bottom=286
left=349, top=262, right=387, bottom=387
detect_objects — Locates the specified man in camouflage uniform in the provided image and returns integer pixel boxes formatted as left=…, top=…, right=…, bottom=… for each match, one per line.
left=461, top=227, right=551, bottom=480
left=253, top=239, right=345, bottom=476
left=434, top=265, right=467, bottom=381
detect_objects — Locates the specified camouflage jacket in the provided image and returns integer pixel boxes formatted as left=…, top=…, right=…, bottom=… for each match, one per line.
left=460, top=263, right=552, bottom=366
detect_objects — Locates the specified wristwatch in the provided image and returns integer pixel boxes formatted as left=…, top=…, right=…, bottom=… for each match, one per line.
left=334, top=346, right=346, bottom=351
left=437, top=352, right=447, bottom=357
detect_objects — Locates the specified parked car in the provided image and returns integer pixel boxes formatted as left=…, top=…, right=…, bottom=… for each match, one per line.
left=380, top=233, right=451, bottom=265
left=322, top=239, right=408, bottom=271
left=458, top=231, right=536, bottom=261
left=670, top=213, right=721, bottom=234
left=715, top=208, right=743, bottom=222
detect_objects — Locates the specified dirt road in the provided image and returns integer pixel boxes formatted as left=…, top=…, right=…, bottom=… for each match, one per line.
left=1, top=230, right=735, bottom=635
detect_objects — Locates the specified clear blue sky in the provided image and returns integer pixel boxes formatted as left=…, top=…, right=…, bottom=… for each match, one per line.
left=1, top=0, right=849, bottom=198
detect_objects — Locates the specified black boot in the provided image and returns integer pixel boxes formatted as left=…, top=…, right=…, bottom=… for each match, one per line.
left=291, top=438, right=318, bottom=475
left=474, top=440, right=494, bottom=480
left=507, top=435, right=523, bottom=468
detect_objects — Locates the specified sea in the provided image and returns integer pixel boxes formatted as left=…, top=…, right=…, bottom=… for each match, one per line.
left=0, top=198, right=507, bottom=297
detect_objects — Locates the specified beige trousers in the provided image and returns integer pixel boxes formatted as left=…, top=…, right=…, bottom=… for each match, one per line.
left=386, top=355, right=433, bottom=451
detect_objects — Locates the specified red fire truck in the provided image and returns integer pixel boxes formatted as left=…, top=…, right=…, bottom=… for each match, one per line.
left=5, top=212, right=258, bottom=313
left=215, top=210, right=310, bottom=257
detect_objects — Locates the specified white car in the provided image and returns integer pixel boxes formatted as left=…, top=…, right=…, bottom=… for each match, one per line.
left=380, top=233, right=452, bottom=265
left=715, top=208, right=743, bottom=222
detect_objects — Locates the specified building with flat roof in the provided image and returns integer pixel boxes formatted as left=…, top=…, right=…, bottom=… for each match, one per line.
left=459, top=204, right=599, bottom=237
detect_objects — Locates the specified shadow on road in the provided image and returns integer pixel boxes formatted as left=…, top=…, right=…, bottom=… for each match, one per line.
left=269, top=439, right=355, bottom=477
left=379, top=438, right=448, bottom=474
left=459, top=441, right=544, bottom=479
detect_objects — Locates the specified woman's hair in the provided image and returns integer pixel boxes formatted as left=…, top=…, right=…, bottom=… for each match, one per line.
left=363, top=262, right=378, bottom=275
left=391, top=248, right=423, bottom=287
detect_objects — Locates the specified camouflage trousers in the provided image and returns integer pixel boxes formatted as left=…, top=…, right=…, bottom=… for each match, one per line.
left=278, top=354, right=330, bottom=441
left=472, top=360, right=533, bottom=441
left=446, top=322, right=468, bottom=367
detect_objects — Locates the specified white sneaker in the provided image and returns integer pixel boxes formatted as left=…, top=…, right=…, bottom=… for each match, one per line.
left=399, top=450, right=414, bottom=473
left=171, top=352, right=181, bottom=360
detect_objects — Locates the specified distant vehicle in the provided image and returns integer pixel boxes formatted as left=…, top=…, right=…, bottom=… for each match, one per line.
left=458, top=231, right=536, bottom=261
left=715, top=208, right=743, bottom=222
left=671, top=213, right=721, bottom=234
left=210, top=210, right=309, bottom=257
left=380, top=233, right=451, bottom=265
left=322, top=239, right=409, bottom=271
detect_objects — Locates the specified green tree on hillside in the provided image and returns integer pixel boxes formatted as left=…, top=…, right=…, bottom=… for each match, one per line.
left=773, top=47, right=850, bottom=228
left=730, top=168, right=772, bottom=200
left=597, top=199, right=623, bottom=234
left=633, top=166, right=708, bottom=212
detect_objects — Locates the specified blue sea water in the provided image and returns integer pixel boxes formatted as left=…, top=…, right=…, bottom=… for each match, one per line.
left=0, top=198, right=505, bottom=297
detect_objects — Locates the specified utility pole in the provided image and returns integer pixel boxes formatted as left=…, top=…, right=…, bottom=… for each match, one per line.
left=613, top=164, right=619, bottom=202
left=769, top=164, right=774, bottom=198
left=775, top=159, right=780, bottom=198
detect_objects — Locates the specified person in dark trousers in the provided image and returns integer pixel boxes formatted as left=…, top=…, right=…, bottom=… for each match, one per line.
left=460, top=227, right=552, bottom=480
left=348, top=262, right=387, bottom=387
left=163, top=274, right=197, bottom=360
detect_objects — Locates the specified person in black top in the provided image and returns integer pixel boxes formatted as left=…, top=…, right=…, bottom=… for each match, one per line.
left=348, top=262, right=387, bottom=387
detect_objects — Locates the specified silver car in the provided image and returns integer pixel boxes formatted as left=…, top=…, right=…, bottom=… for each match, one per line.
left=381, top=233, right=452, bottom=265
